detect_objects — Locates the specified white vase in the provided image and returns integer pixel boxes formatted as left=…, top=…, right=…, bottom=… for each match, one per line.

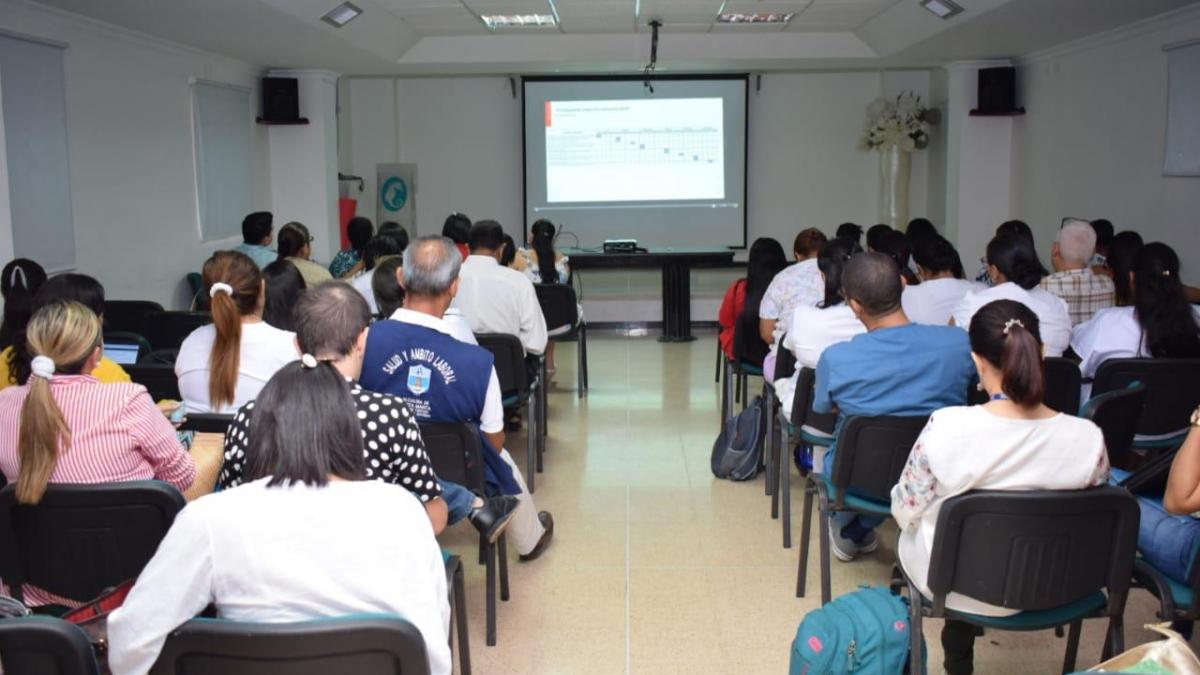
left=878, top=144, right=911, bottom=228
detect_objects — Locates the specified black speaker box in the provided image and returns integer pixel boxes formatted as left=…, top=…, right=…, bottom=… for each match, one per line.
left=977, top=67, right=1016, bottom=113
left=261, top=77, right=299, bottom=121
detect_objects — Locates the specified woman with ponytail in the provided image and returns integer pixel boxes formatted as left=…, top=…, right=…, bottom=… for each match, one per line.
left=892, top=299, right=1109, bottom=675
left=176, top=251, right=299, bottom=413
left=0, top=259, right=47, bottom=385
left=951, top=233, right=1072, bottom=356
left=515, top=219, right=569, bottom=284
left=276, top=221, right=333, bottom=288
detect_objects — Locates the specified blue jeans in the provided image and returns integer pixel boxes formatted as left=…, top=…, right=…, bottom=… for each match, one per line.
left=441, top=480, right=476, bottom=525
left=1137, top=495, right=1200, bottom=585
left=822, top=446, right=887, bottom=544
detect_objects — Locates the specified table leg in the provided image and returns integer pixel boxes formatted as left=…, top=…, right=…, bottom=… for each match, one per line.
left=658, top=261, right=696, bottom=343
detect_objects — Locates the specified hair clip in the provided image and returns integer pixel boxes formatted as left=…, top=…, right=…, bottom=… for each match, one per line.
left=300, top=353, right=319, bottom=369
left=209, top=282, right=234, bottom=298
left=1003, top=318, right=1025, bottom=335
left=30, top=355, right=56, bottom=380
left=9, top=266, right=27, bottom=290
left=1163, top=270, right=1172, bottom=277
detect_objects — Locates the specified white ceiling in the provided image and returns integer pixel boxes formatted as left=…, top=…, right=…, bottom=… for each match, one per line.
left=26, top=0, right=1200, bottom=74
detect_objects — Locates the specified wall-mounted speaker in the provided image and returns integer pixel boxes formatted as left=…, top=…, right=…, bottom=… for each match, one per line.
left=261, top=77, right=299, bottom=121
left=977, top=67, right=1016, bottom=113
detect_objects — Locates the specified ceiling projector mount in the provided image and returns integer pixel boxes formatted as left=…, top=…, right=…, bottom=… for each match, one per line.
left=643, top=19, right=661, bottom=93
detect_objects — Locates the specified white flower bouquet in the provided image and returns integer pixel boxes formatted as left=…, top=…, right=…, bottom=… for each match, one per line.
left=858, top=92, right=932, bottom=152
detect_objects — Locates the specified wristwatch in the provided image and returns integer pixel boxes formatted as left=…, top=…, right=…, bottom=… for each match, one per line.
left=1192, top=405, right=1200, bottom=427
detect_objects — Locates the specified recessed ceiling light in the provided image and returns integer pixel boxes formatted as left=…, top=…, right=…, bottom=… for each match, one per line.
left=717, top=12, right=795, bottom=24
left=480, top=13, right=558, bottom=28
left=919, top=0, right=964, bottom=20
left=321, top=1, right=363, bottom=27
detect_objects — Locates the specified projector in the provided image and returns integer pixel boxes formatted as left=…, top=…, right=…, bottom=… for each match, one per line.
left=603, top=239, right=640, bottom=254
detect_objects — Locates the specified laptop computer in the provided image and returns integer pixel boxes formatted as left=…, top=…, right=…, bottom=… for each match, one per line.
left=104, top=342, right=141, bottom=365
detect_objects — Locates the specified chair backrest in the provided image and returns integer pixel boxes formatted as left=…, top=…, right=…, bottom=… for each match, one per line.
left=791, top=367, right=836, bottom=434
left=0, top=616, right=100, bottom=675
left=0, top=481, right=185, bottom=604
left=178, top=413, right=235, bottom=435
left=773, top=334, right=797, bottom=383
left=417, top=421, right=485, bottom=492
left=732, top=301, right=769, bottom=368
left=534, top=283, right=579, bottom=332
left=150, top=615, right=430, bottom=675
left=126, top=364, right=182, bottom=401
left=1093, top=358, right=1200, bottom=437
left=104, top=300, right=165, bottom=336
left=831, top=415, right=929, bottom=504
left=144, top=311, right=211, bottom=352
left=1043, top=357, right=1082, bottom=415
left=1081, top=382, right=1147, bottom=472
left=474, top=333, right=529, bottom=399
left=925, top=487, right=1138, bottom=616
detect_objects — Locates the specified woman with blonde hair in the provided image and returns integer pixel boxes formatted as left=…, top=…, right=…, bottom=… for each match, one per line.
left=0, top=301, right=195, bottom=605
left=276, top=221, right=333, bottom=288
left=176, top=251, right=299, bottom=414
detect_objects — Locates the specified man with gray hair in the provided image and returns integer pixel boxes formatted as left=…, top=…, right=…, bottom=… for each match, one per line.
left=1040, top=218, right=1115, bottom=325
left=361, top=236, right=554, bottom=561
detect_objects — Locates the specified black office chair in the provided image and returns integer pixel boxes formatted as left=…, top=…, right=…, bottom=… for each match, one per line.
left=186, top=273, right=209, bottom=311
left=775, top=367, right=836, bottom=549
left=444, top=553, right=471, bottom=675
left=1043, top=357, right=1082, bottom=415
left=0, top=481, right=186, bottom=607
left=1092, top=358, right=1200, bottom=449
left=721, top=313, right=767, bottom=422
left=797, top=415, right=928, bottom=603
left=763, top=335, right=799, bottom=503
left=104, top=300, right=165, bottom=336
left=126, top=363, right=181, bottom=401
left=418, top=421, right=508, bottom=647
left=475, top=333, right=544, bottom=492
left=1133, top=532, right=1200, bottom=626
left=149, top=615, right=431, bottom=675
left=0, top=616, right=100, bottom=675
left=535, top=283, right=588, bottom=398
left=178, top=413, right=236, bottom=435
left=1081, top=382, right=1147, bottom=474
left=898, top=487, right=1139, bottom=674
left=143, top=311, right=210, bottom=352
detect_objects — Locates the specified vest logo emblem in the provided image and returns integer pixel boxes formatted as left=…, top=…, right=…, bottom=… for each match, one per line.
left=407, top=365, right=432, bottom=395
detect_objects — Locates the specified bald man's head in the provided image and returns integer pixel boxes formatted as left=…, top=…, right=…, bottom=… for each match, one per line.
left=402, top=236, right=462, bottom=298
left=842, top=252, right=903, bottom=318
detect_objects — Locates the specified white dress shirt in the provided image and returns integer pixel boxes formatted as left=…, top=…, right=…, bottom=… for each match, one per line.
left=950, top=282, right=1072, bottom=357
left=453, top=255, right=548, bottom=355
left=1071, top=306, right=1200, bottom=401
left=175, top=321, right=300, bottom=414
left=902, top=278, right=983, bottom=327
left=107, top=478, right=451, bottom=675
left=775, top=304, right=866, bottom=418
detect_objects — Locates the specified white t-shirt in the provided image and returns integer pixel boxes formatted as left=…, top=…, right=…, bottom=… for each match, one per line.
left=175, top=321, right=300, bottom=414
left=950, top=282, right=1072, bottom=357
left=775, top=304, right=866, bottom=420
left=902, top=278, right=982, bottom=327
left=108, top=479, right=450, bottom=675
left=891, top=406, right=1109, bottom=617
left=759, top=259, right=823, bottom=344
left=351, top=270, right=378, bottom=315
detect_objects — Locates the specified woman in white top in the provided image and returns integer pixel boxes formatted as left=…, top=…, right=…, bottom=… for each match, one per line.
left=951, top=233, right=1072, bottom=357
left=176, top=251, right=299, bottom=413
left=776, top=236, right=866, bottom=418
left=902, top=234, right=980, bottom=326
left=513, top=219, right=578, bottom=373
left=892, top=299, right=1109, bottom=675
left=109, top=359, right=450, bottom=675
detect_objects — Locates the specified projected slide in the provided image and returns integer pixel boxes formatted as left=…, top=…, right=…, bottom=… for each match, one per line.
left=545, top=98, right=725, bottom=203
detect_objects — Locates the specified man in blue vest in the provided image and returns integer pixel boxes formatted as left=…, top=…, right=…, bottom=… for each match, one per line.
left=361, top=235, right=554, bottom=561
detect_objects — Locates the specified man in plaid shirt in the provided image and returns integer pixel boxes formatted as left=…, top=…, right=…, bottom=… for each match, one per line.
left=1040, top=218, right=1114, bottom=325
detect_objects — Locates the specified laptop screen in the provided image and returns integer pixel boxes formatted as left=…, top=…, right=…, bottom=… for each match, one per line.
left=104, top=342, right=141, bottom=365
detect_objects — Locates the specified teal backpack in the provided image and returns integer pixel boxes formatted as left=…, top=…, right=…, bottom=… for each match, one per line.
left=789, top=586, right=919, bottom=674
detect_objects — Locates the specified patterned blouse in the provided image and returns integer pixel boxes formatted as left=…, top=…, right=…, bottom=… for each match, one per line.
left=328, top=249, right=362, bottom=279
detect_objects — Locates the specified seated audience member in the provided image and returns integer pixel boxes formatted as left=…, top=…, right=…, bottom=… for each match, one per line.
left=218, top=282, right=518, bottom=541
left=0, top=259, right=46, bottom=353
left=514, top=219, right=570, bottom=284
left=1072, top=242, right=1200, bottom=388
left=233, top=211, right=276, bottom=270
left=835, top=223, right=863, bottom=245
left=1106, top=230, right=1144, bottom=305
left=108, top=359, right=451, bottom=675
left=775, top=237, right=865, bottom=416
left=1039, top=218, right=1114, bottom=325
left=1089, top=218, right=1114, bottom=272
left=719, top=238, right=787, bottom=363
left=892, top=299, right=1108, bottom=675
left=276, top=221, right=333, bottom=288
left=905, top=217, right=937, bottom=246
left=352, top=231, right=408, bottom=314
left=814, top=253, right=975, bottom=561
left=875, top=228, right=919, bottom=285
left=362, top=236, right=554, bottom=562
left=176, top=251, right=299, bottom=414
left=3, top=274, right=132, bottom=388
left=372, top=256, right=407, bottom=318
left=1143, top=422, right=1200, bottom=589
left=0, top=301, right=196, bottom=606
left=261, top=260, right=306, bottom=332
left=865, top=224, right=892, bottom=253
left=328, top=216, right=374, bottom=279
left=952, top=233, right=1071, bottom=357
left=442, top=212, right=472, bottom=260
left=973, top=219, right=1044, bottom=285
left=454, top=220, right=548, bottom=358
left=902, top=235, right=977, bottom=326
left=758, top=228, right=828, bottom=346
left=500, top=234, right=517, bottom=268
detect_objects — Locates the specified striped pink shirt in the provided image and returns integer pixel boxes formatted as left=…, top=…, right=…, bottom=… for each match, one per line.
left=0, top=375, right=196, bottom=606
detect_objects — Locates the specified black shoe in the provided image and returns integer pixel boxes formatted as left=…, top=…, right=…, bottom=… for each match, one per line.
left=468, top=495, right=518, bottom=544
left=518, top=511, right=554, bottom=562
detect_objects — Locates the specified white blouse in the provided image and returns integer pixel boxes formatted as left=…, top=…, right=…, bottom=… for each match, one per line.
left=950, top=282, right=1072, bottom=357
left=108, top=479, right=451, bottom=675
left=902, top=278, right=983, bottom=327
left=1072, top=305, right=1200, bottom=380
left=891, top=406, right=1109, bottom=616
left=175, top=321, right=299, bottom=414
left=775, top=303, right=866, bottom=419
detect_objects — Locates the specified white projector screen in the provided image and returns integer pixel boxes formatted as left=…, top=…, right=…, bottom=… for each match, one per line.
left=523, top=76, right=747, bottom=250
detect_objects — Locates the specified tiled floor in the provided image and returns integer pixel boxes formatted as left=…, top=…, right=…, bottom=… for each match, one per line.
left=439, top=329, right=1189, bottom=674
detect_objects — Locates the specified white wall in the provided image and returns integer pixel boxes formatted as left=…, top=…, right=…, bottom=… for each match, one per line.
left=0, top=0, right=270, bottom=308
left=1012, top=5, right=1200, bottom=280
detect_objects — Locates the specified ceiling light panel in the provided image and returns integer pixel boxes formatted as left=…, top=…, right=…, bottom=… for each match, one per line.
left=716, top=11, right=794, bottom=23
left=321, top=1, right=364, bottom=27
left=920, top=0, right=964, bottom=20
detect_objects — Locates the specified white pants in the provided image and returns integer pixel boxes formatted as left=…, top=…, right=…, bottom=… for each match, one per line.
left=499, top=448, right=546, bottom=555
